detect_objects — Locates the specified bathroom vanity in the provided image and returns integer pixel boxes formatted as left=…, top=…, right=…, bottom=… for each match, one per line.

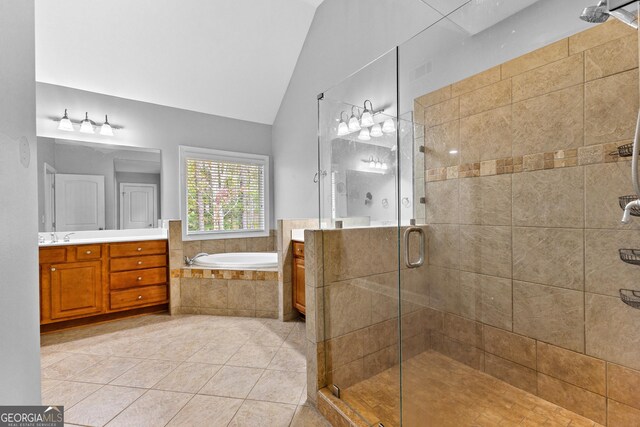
left=39, top=237, right=169, bottom=331
left=292, top=240, right=305, bottom=315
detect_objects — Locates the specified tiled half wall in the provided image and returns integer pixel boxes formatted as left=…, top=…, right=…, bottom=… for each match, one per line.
left=409, top=19, right=640, bottom=426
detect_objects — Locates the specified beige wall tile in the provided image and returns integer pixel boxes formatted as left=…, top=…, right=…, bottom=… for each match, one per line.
left=425, top=97, right=459, bottom=127
left=537, top=341, right=606, bottom=395
left=585, top=68, right=639, bottom=145
left=459, top=175, right=512, bottom=226
left=459, top=225, right=512, bottom=279
left=428, top=266, right=461, bottom=316
left=181, top=278, right=201, bottom=307
left=608, top=363, right=640, bottom=410
left=440, top=337, right=484, bottom=371
left=324, top=280, right=372, bottom=339
left=327, top=358, right=364, bottom=389
left=400, top=268, right=429, bottom=309
left=363, top=345, right=399, bottom=378
left=425, top=120, right=460, bottom=169
left=451, top=66, right=501, bottom=98
left=427, top=224, right=459, bottom=269
left=483, top=325, right=536, bottom=369
left=325, top=329, right=366, bottom=372
left=513, top=281, right=584, bottom=353
left=228, top=280, right=256, bottom=310
left=323, top=228, right=371, bottom=282
left=200, top=279, right=228, bottom=309
left=569, top=19, right=636, bottom=55
left=537, top=373, right=606, bottom=425
left=608, top=400, right=640, bottom=427
left=168, top=220, right=183, bottom=250
left=586, top=293, right=640, bottom=371
left=502, top=39, right=568, bottom=79
left=459, top=272, right=512, bottom=330
left=512, top=85, right=584, bottom=157
left=585, top=229, right=640, bottom=297
left=201, top=239, right=225, bottom=254
left=459, top=79, right=511, bottom=118
left=585, top=34, right=638, bottom=81
left=512, top=227, right=584, bottom=290
left=183, top=240, right=202, bottom=258
left=255, top=280, right=278, bottom=311
left=512, top=167, right=584, bottom=228
left=512, top=54, right=583, bottom=102
left=459, top=105, right=512, bottom=164
left=484, top=353, right=537, bottom=395
left=425, top=179, right=459, bottom=224
left=443, top=313, right=483, bottom=348
left=585, top=162, right=640, bottom=230
left=416, top=85, right=451, bottom=108
left=225, top=238, right=248, bottom=253
left=368, top=227, right=399, bottom=275
left=365, top=319, right=399, bottom=354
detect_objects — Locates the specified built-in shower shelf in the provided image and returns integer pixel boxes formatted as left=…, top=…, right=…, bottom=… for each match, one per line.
left=611, top=143, right=633, bottom=158
left=619, top=195, right=640, bottom=217
left=619, top=249, right=640, bottom=265
left=620, top=289, right=640, bottom=309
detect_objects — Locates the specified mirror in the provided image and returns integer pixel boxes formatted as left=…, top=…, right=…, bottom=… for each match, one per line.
left=37, top=137, right=162, bottom=232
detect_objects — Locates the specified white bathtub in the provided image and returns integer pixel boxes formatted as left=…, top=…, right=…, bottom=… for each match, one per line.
left=192, top=252, right=277, bottom=270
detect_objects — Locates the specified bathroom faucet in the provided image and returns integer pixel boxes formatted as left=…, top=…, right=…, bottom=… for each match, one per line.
left=50, top=232, right=58, bottom=243
left=185, top=253, right=208, bottom=266
left=63, top=232, right=75, bottom=242
left=621, top=199, right=640, bottom=224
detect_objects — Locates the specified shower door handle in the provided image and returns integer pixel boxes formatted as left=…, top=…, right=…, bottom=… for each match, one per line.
left=403, top=226, right=425, bottom=268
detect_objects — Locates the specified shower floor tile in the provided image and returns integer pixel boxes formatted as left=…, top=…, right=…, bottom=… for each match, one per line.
left=340, top=350, right=602, bottom=427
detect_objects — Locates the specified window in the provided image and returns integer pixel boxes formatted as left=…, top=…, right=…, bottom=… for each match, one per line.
left=180, top=146, right=269, bottom=239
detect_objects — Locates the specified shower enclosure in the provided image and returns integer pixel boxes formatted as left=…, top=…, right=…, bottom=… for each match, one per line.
left=312, top=0, right=640, bottom=425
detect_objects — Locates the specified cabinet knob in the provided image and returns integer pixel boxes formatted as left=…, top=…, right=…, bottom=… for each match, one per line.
left=51, top=267, right=56, bottom=272
left=137, top=261, right=143, bottom=265
left=137, top=276, right=142, bottom=281
left=86, top=250, right=92, bottom=255
left=137, top=295, right=143, bottom=300
left=137, top=247, right=142, bottom=251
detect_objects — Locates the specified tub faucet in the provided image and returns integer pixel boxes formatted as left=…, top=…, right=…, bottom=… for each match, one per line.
left=185, top=253, right=209, bottom=266
left=63, top=232, right=75, bottom=242
left=622, top=199, right=640, bottom=224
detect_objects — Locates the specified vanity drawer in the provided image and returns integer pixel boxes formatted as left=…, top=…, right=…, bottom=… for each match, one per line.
left=110, top=285, right=167, bottom=310
left=110, top=267, right=167, bottom=290
left=40, top=247, right=67, bottom=264
left=76, top=245, right=102, bottom=260
left=110, top=240, right=167, bottom=258
left=293, top=241, right=304, bottom=258
left=110, top=254, right=167, bottom=272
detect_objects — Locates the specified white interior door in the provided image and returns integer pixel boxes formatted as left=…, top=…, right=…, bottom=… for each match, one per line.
left=55, top=174, right=106, bottom=231
left=120, top=183, right=156, bottom=229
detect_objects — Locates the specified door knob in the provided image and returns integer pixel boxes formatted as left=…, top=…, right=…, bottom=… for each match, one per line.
left=86, top=250, right=91, bottom=254
left=51, top=267, right=56, bottom=272
left=137, top=295, right=143, bottom=300
left=137, top=261, right=143, bottom=265
left=137, top=277, right=142, bottom=281
left=137, top=247, right=142, bottom=251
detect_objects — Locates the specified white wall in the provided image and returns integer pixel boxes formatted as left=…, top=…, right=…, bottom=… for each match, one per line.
left=0, top=0, right=42, bottom=405
left=272, top=0, right=595, bottom=219
left=36, top=83, right=275, bottom=228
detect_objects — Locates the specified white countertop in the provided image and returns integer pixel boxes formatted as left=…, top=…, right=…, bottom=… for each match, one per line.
left=291, top=229, right=305, bottom=242
left=39, top=228, right=168, bottom=246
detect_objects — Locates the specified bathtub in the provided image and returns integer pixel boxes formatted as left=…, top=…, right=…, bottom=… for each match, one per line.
left=192, top=252, right=277, bottom=270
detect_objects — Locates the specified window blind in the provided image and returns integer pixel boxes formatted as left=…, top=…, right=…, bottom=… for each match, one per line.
left=185, top=157, right=265, bottom=234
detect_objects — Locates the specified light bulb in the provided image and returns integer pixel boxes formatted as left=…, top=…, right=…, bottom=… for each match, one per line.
left=348, top=115, right=361, bottom=132
left=337, top=120, right=349, bottom=136
left=382, top=163, right=388, bottom=170
left=369, top=157, right=375, bottom=168
left=360, top=100, right=374, bottom=127
left=100, top=115, right=114, bottom=136
left=79, top=112, right=94, bottom=134
left=358, top=127, right=370, bottom=141
left=382, top=118, right=396, bottom=133
left=370, top=123, right=383, bottom=137
left=57, top=109, right=74, bottom=131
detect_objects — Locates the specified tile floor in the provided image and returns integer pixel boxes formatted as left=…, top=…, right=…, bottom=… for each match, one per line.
left=40, top=314, right=329, bottom=427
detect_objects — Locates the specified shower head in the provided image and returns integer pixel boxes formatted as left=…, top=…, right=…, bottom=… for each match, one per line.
left=580, top=0, right=639, bottom=29
left=580, top=0, right=610, bottom=23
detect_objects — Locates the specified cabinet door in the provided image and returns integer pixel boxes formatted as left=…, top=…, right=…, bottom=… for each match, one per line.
left=293, top=257, right=306, bottom=315
left=50, top=261, right=103, bottom=319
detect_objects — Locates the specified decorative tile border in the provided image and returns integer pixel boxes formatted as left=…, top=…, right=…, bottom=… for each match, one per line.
left=171, top=268, right=278, bottom=281
left=425, top=141, right=630, bottom=182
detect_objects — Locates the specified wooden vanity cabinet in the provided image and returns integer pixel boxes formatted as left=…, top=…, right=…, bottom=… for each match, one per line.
left=292, top=241, right=306, bottom=315
left=39, top=239, right=168, bottom=330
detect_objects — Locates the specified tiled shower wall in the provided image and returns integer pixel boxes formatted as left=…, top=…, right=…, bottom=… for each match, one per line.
left=411, top=20, right=640, bottom=425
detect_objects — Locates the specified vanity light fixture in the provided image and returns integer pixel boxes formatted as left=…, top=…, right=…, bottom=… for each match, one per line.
left=369, top=156, right=376, bottom=168
left=79, top=112, right=94, bottom=134
left=360, top=100, right=375, bottom=128
left=370, top=123, right=383, bottom=137
left=100, top=115, right=114, bottom=136
left=337, top=111, right=350, bottom=136
left=348, top=106, right=361, bottom=132
left=57, top=109, right=74, bottom=131
left=382, top=118, right=396, bottom=133
left=358, top=127, right=371, bottom=141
